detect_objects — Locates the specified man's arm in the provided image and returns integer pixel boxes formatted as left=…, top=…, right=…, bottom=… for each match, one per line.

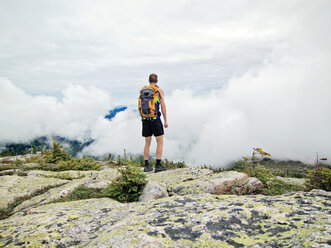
left=158, top=88, right=168, bottom=128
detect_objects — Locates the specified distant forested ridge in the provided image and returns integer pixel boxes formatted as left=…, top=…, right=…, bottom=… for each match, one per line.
left=0, top=136, right=93, bottom=157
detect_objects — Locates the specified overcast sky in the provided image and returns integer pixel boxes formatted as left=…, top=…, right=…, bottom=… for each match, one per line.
left=1, top=0, right=330, bottom=166
left=0, top=0, right=309, bottom=104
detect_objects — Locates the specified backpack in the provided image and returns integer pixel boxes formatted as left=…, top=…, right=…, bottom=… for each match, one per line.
left=138, top=85, right=160, bottom=119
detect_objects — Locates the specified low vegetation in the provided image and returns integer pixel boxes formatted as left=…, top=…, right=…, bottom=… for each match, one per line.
left=232, top=148, right=305, bottom=195
left=2, top=143, right=330, bottom=212
left=231, top=148, right=331, bottom=194
left=51, top=186, right=104, bottom=203
left=103, top=164, right=147, bottom=203
left=25, top=138, right=100, bottom=171
left=305, top=167, right=331, bottom=191
left=52, top=164, right=147, bottom=204
left=161, top=159, right=187, bottom=169
left=259, top=159, right=312, bottom=178
left=105, top=151, right=187, bottom=170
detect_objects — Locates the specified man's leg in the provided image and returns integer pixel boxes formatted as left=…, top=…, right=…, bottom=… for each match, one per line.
left=143, top=136, right=153, bottom=172
left=155, top=135, right=167, bottom=172
left=144, top=136, right=152, bottom=160
left=155, top=135, right=163, bottom=159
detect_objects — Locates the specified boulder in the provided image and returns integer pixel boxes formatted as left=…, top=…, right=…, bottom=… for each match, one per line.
left=176, top=170, right=249, bottom=195
left=233, top=177, right=264, bottom=195
left=146, top=169, right=261, bottom=196
left=139, top=182, right=168, bottom=202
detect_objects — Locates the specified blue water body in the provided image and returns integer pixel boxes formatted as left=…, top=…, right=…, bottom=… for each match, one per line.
left=105, top=105, right=128, bottom=120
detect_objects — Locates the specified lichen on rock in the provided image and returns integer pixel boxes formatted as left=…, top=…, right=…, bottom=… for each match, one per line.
left=0, top=175, right=69, bottom=210
left=0, top=165, right=329, bottom=247
left=143, top=168, right=263, bottom=200
left=139, top=181, right=168, bottom=202
left=0, top=190, right=330, bottom=247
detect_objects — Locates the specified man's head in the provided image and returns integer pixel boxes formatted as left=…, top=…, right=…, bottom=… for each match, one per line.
left=149, top=73, right=158, bottom=84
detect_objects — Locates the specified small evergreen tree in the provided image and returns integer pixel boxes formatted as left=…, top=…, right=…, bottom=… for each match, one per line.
left=45, top=138, right=71, bottom=163
left=10, top=148, right=15, bottom=156
left=103, top=164, right=147, bottom=203
left=32, top=145, right=37, bottom=154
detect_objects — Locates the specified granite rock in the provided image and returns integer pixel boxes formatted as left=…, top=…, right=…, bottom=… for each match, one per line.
left=0, top=175, right=68, bottom=210
left=139, top=181, right=168, bottom=202
left=0, top=190, right=330, bottom=247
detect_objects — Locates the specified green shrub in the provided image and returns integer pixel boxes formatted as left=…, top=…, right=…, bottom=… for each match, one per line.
left=305, top=167, right=331, bottom=191
left=43, top=138, right=71, bottom=163
left=260, top=160, right=311, bottom=178
left=25, top=140, right=100, bottom=171
left=162, top=159, right=187, bottom=169
left=24, top=155, right=46, bottom=165
left=50, top=157, right=100, bottom=171
left=232, top=149, right=305, bottom=195
left=232, top=160, right=273, bottom=186
left=103, top=164, right=147, bottom=203
left=256, top=178, right=304, bottom=195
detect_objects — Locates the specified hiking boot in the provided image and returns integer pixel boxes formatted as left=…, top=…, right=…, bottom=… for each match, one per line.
left=143, top=164, right=153, bottom=172
left=154, top=165, right=168, bottom=173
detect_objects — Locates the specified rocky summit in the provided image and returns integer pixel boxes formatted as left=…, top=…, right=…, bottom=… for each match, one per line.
left=0, top=165, right=330, bottom=247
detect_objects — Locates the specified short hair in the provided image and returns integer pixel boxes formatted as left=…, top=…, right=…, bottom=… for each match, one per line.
left=149, top=73, right=158, bottom=83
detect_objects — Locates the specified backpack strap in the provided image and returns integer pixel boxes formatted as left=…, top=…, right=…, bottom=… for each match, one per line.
left=150, top=85, right=161, bottom=99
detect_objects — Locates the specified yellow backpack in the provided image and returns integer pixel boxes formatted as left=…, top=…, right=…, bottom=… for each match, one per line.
left=138, top=85, right=160, bottom=119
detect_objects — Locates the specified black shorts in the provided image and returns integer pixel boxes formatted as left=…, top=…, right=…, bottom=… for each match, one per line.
left=142, top=119, right=164, bottom=137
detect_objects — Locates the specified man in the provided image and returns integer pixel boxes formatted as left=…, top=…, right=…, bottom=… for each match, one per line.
left=140, top=73, right=168, bottom=173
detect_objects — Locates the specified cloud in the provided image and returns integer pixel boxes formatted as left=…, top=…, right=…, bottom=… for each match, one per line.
left=82, top=44, right=331, bottom=167
left=0, top=0, right=300, bottom=102
left=82, top=110, right=144, bottom=157
left=1, top=0, right=330, bottom=167
left=0, top=78, right=112, bottom=143
left=1, top=41, right=330, bottom=166
left=83, top=0, right=331, bottom=166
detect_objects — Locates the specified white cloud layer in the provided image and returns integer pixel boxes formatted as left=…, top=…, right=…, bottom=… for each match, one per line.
left=0, top=79, right=112, bottom=143
left=1, top=0, right=330, bottom=167
left=83, top=50, right=331, bottom=166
